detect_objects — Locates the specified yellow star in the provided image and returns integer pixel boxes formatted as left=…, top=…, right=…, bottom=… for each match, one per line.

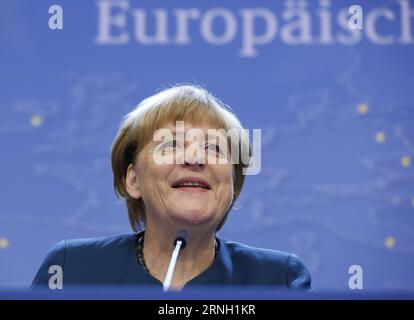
left=401, top=156, right=411, bottom=168
left=357, top=103, right=369, bottom=115
left=30, top=115, right=43, bottom=127
left=385, top=236, right=396, bottom=249
left=0, top=237, right=10, bottom=249
left=375, top=131, right=385, bottom=144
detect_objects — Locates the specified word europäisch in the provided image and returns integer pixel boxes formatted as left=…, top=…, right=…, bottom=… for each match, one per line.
left=95, top=0, right=414, bottom=57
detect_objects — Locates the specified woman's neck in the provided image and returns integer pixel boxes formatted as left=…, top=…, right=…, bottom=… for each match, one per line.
left=142, top=224, right=216, bottom=290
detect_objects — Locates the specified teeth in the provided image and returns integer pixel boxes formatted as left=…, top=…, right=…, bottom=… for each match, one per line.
left=176, top=182, right=207, bottom=188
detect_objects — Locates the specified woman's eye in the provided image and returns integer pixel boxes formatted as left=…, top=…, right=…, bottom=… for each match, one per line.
left=163, top=140, right=177, bottom=149
left=155, top=140, right=178, bottom=154
left=206, top=143, right=221, bottom=154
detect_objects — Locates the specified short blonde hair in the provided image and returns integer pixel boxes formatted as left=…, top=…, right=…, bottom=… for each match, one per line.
left=111, top=85, right=250, bottom=232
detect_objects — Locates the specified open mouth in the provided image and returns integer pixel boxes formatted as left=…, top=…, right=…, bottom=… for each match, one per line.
left=171, top=177, right=211, bottom=191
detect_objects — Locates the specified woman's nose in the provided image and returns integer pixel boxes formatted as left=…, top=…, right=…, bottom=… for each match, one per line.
left=183, top=145, right=206, bottom=166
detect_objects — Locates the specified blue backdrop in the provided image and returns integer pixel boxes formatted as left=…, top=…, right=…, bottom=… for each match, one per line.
left=1, top=0, right=414, bottom=292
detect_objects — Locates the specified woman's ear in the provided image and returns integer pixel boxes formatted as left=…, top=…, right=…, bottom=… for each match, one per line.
left=126, top=163, right=141, bottom=199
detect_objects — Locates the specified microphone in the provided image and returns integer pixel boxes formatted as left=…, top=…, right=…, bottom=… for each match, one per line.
left=163, top=230, right=188, bottom=292
left=174, top=230, right=188, bottom=249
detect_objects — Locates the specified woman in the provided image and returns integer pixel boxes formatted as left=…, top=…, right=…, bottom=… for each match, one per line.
left=32, top=85, right=311, bottom=290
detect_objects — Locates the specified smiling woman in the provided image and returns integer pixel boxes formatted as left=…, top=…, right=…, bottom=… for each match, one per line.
left=112, top=85, right=249, bottom=233
left=31, top=84, right=311, bottom=291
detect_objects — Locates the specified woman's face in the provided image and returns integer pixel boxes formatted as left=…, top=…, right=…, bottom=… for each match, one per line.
left=126, top=120, right=234, bottom=230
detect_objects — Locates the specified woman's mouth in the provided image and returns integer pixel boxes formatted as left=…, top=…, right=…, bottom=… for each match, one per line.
left=171, top=178, right=211, bottom=193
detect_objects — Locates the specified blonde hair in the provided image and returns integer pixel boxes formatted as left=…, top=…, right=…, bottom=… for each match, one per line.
left=111, top=85, right=250, bottom=232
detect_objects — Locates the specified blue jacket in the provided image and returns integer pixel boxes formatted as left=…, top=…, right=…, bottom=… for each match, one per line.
left=32, top=233, right=311, bottom=289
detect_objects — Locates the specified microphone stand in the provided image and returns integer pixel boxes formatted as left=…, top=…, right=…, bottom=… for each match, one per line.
left=163, top=230, right=188, bottom=292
